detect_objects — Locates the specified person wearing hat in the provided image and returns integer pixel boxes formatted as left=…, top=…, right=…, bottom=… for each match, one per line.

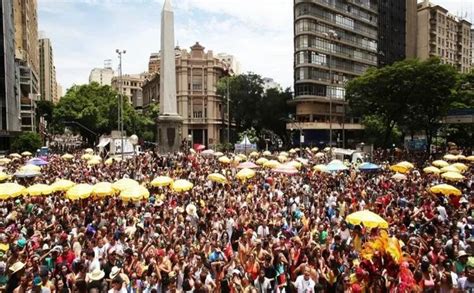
left=455, top=250, right=470, bottom=275
left=6, top=261, right=25, bottom=293
left=87, top=268, right=105, bottom=292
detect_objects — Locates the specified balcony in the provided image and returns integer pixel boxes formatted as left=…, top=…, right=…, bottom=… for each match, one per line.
left=286, top=121, right=364, bottom=130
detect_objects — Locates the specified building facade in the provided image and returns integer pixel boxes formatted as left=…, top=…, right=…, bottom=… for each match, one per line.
left=39, top=38, right=58, bottom=102
left=148, top=53, right=160, bottom=73
left=416, top=1, right=472, bottom=73
left=292, top=0, right=378, bottom=146
left=89, top=67, right=115, bottom=86
left=263, top=77, right=282, bottom=92
left=111, top=73, right=147, bottom=111
left=0, top=0, right=20, bottom=150
left=216, top=53, right=241, bottom=75
left=143, top=42, right=228, bottom=147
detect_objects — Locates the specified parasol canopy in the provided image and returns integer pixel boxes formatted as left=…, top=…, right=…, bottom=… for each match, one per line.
left=237, top=161, right=259, bottom=169
left=27, top=184, right=53, bottom=196
left=66, top=184, right=93, bottom=200
left=263, top=160, right=280, bottom=169
left=272, top=164, right=299, bottom=175
left=207, top=173, right=227, bottom=184
left=262, top=151, right=271, bottom=157
left=430, top=184, right=461, bottom=196
left=313, top=164, right=328, bottom=172
left=432, top=160, right=449, bottom=167
left=218, top=156, right=231, bottom=164
left=120, top=185, right=149, bottom=202
left=0, top=172, right=11, bottom=181
left=21, top=151, right=32, bottom=156
left=441, top=171, right=465, bottom=182
left=346, top=210, right=389, bottom=229
left=28, top=158, right=48, bottom=166
left=255, top=158, right=268, bottom=165
left=236, top=168, right=256, bottom=180
left=171, top=179, right=194, bottom=192
left=326, top=160, right=349, bottom=172
left=150, top=176, right=173, bottom=187
left=61, top=154, right=74, bottom=160
left=423, top=166, right=441, bottom=174
left=0, top=183, right=26, bottom=200
left=113, top=178, right=140, bottom=192
left=443, top=154, right=458, bottom=161
left=358, top=162, right=380, bottom=171
left=92, top=182, right=114, bottom=197
left=440, top=165, right=461, bottom=173
left=51, top=179, right=76, bottom=192
left=391, top=173, right=407, bottom=181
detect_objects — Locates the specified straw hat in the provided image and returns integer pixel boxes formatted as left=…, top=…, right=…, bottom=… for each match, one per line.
left=9, top=261, right=25, bottom=274
left=87, top=269, right=105, bottom=281
left=109, top=266, right=129, bottom=284
left=186, top=203, right=197, bottom=217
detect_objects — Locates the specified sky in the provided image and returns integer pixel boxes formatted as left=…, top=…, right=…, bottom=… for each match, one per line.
left=38, top=0, right=473, bottom=93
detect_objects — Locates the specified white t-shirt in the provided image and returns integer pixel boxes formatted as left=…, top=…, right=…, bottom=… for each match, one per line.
left=457, top=276, right=474, bottom=290
left=294, top=275, right=315, bottom=293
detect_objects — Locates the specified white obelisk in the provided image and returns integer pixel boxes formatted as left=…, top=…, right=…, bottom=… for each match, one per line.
left=159, top=0, right=178, bottom=116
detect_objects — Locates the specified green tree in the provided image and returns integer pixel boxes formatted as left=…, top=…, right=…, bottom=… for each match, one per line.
left=11, top=132, right=42, bottom=152
left=36, top=100, right=54, bottom=122
left=361, top=115, right=402, bottom=147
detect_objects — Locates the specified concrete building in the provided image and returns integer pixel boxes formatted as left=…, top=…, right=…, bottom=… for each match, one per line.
left=471, top=28, right=474, bottom=66
left=111, top=73, right=147, bottom=111
left=142, top=42, right=229, bottom=147
left=89, top=66, right=115, bottom=86
left=39, top=37, right=58, bottom=102
left=416, top=1, right=472, bottom=73
left=148, top=53, right=160, bottom=73
left=216, top=53, right=241, bottom=74
left=291, top=0, right=378, bottom=146
left=0, top=0, right=20, bottom=150
left=13, top=0, right=40, bottom=132
left=378, top=0, right=417, bottom=66
left=262, top=77, right=282, bottom=92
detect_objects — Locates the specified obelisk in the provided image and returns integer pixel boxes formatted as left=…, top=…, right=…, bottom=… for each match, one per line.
left=157, top=0, right=183, bottom=153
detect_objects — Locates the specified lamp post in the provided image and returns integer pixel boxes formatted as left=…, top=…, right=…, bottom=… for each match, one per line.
left=322, top=30, right=338, bottom=147
left=116, top=49, right=126, bottom=159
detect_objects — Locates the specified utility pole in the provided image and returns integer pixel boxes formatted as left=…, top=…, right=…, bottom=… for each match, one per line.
left=116, top=49, right=126, bottom=160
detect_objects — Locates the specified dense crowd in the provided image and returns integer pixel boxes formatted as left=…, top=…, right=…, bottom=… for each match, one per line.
left=0, top=148, right=473, bottom=292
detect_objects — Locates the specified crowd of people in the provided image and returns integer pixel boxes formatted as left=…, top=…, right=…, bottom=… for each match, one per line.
left=0, top=147, right=473, bottom=292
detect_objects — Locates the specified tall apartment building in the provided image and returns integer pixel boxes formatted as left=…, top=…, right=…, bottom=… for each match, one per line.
left=471, top=28, right=474, bottom=66
left=142, top=42, right=229, bottom=147
left=292, top=0, right=378, bottom=146
left=89, top=65, right=115, bottom=86
left=148, top=53, right=160, bottom=73
left=377, top=0, right=417, bottom=66
left=0, top=0, right=20, bottom=150
left=13, top=0, right=40, bottom=132
left=111, top=73, right=147, bottom=111
left=216, top=53, right=241, bottom=75
left=39, top=37, right=58, bottom=102
left=417, top=1, right=472, bottom=73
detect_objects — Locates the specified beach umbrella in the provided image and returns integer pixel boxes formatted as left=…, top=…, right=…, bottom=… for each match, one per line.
left=51, top=179, right=76, bottom=192
left=272, top=164, right=299, bottom=175
left=20, top=165, right=41, bottom=172
left=201, top=149, right=215, bottom=156
left=14, top=170, right=41, bottom=178
left=432, top=160, right=449, bottom=167
left=92, top=182, right=114, bottom=197
left=313, top=164, right=328, bottom=172
left=27, top=184, right=53, bottom=196
left=151, top=176, right=173, bottom=187
left=263, top=160, right=280, bottom=169
left=430, top=184, right=461, bottom=196
left=105, top=157, right=122, bottom=165
left=456, top=155, right=466, bottom=161
left=315, top=152, right=325, bottom=158
left=84, top=148, right=94, bottom=154
left=296, top=158, right=309, bottom=165
left=120, top=186, right=149, bottom=202
left=237, top=154, right=247, bottom=161
left=398, top=161, right=415, bottom=169
left=21, top=151, right=32, bottom=157
left=358, top=162, right=380, bottom=171
left=287, top=160, right=303, bottom=169
left=0, top=172, right=11, bottom=181
left=237, top=162, right=258, bottom=169
left=207, top=173, right=227, bottom=184
left=277, top=155, right=288, bottom=163
left=279, top=151, right=289, bottom=157
left=391, top=173, right=407, bottom=181
left=323, top=147, right=331, bottom=152
left=232, top=156, right=243, bottom=163
left=218, top=156, right=231, bottom=164
left=256, top=158, right=268, bottom=165
left=423, top=166, right=441, bottom=174
left=289, top=149, right=296, bottom=154
left=87, top=158, right=101, bottom=166
left=452, top=163, right=468, bottom=172
left=0, top=183, right=26, bottom=200
left=61, top=154, right=74, bottom=160
left=81, top=154, right=93, bottom=160
left=441, top=172, right=465, bottom=182
left=213, top=152, right=224, bottom=157
left=28, top=158, right=48, bottom=166
left=249, top=151, right=259, bottom=158
left=443, top=154, right=457, bottom=161
left=113, top=178, right=140, bottom=192
left=171, top=179, right=194, bottom=192
left=390, top=164, right=409, bottom=174
left=9, top=153, right=21, bottom=158
left=66, top=184, right=93, bottom=200
left=311, top=147, right=319, bottom=153
left=326, top=160, right=349, bottom=172
left=262, top=151, right=272, bottom=157
left=467, top=156, right=474, bottom=162
left=440, top=165, right=461, bottom=173
left=346, top=210, right=388, bottom=229
left=236, top=168, right=256, bottom=180
left=0, top=158, right=12, bottom=165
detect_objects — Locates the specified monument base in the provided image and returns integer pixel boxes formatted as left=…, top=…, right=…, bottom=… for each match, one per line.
left=157, top=114, right=184, bottom=154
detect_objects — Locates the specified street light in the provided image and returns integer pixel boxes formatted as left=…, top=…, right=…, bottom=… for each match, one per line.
left=322, top=30, right=338, bottom=147
left=116, top=49, right=126, bottom=159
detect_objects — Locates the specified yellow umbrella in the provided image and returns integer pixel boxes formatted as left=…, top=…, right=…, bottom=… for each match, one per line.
left=287, top=160, right=303, bottom=169
left=432, top=160, right=449, bottom=168
left=279, top=151, right=289, bottom=157
left=207, top=173, right=227, bottom=184
left=105, top=157, right=122, bottom=165
left=27, top=184, right=53, bottom=196
left=150, top=176, right=173, bottom=187
left=440, top=165, right=461, bottom=173
left=218, top=156, right=231, bottom=164
left=467, top=156, right=474, bottom=162
left=256, top=158, right=268, bottom=165
left=61, top=153, right=74, bottom=160
left=51, top=179, right=76, bottom=192
left=430, top=184, right=461, bottom=196
left=313, top=164, right=328, bottom=172
left=21, top=151, right=32, bottom=156
left=237, top=154, right=247, bottom=161
left=232, top=156, right=243, bottom=163
left=263, top=160, right=281, bottom=169
left=236, top=168, right=256, bottom=180
left=0, top=158, right=11, bottom=165
left=9, top=153, right=21, bottom=158
left=397, top=161, right=414, bottom=169
left=81, top=154, right=92, bottom=160
left=315, top=152, right=325, bottom=158
left=113, top=178, right=140, bottom=192
left=0, top=183, right=26, bottom=200
left=390, top=164, right=409, bottom=174
left=457, top=155, right=466, bottom=161
left=263, top=151, right=271, bottom=157
left=441, top=172, right=465, bottom=182
left=213, top=152, right=224, bottom=157
left=0, top=172, right=11, bottom=181
left=20, top=165, right=41, bottom=172
left=391, top=173, right=407, bottom=181
left=249, top=151, right=259, bottom=158
left=311, top=147, right=319, bottom=153
left=289, top=149, right=296, bottom=154
left=87, top=158, right=101, bottom=166
left=120, top=186, right=149, bottom=202
left=85, top=148, right=94, bottom=154
left=346, top=210, right=389, bottom=229
left=171, top=179, right=194, bottom=192
left=277, top=155, right=288, bottom=163
left=423, top=166, right=441, bottom=174
left=92, top=182, right=114, bottom=197
left=443, top=154, right=458, bottom=161
left=452, top=163, right=468, bottom=172
left=66, top=184, right=93, bottom=200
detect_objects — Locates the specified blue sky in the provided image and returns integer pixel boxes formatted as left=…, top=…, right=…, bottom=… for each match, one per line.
left=39, top=0, right=473, bottom=93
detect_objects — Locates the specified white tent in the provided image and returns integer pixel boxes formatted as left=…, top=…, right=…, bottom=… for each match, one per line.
left=234, top=135, right=257, bottom=154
